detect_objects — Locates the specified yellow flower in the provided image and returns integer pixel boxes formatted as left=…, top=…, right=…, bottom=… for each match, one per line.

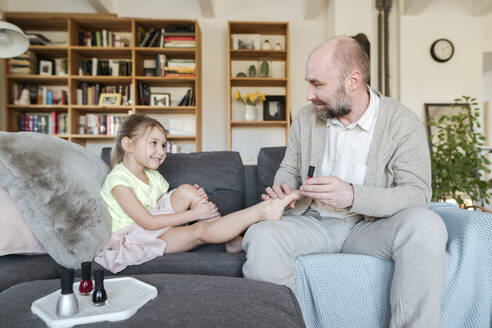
left=233, top=91, right=240, bottom=100
left=261, top=94, right=266, bottom=101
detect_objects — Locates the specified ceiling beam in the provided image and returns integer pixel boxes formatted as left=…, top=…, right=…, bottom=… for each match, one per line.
left=304, top=0, right=325, bottom=20
left=199, top=0, right=215, bottom=18
left=402, top=0, right=431, bottom=15
left=471, top=0, right=492, bottom=16
left=89, top=0, right=110, bottom=14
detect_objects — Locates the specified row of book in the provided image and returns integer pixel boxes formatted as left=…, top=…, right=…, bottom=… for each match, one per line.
left=138, top=24, right=195, bottom=48
left=76, top=83, right=132, bottom=106
left=18, top=112, right=68, bottom=135
left=143, top=55, right=195, bottom=77
left=7, top=51, right=37, bottom=75
left=166, top=59, right=195, bottom=77
left=178, top=87, right=196, bottom=106
left=78, top=59, right=132, bottom=76
left=164, top=36, right=196, bottom=48
left=143, top=54, right=167, bottom=77
left=13, top=84, right=68, bottom=105
left=79, top=114, right=126, bottom=135
left=78, top=30, right=132, bottom=47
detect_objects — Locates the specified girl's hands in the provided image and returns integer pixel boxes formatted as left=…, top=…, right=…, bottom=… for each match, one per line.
left=190, top=199, right=219, bottom=221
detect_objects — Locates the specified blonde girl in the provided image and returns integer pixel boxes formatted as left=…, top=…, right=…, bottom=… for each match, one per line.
left=95, top=114, right=300, bottom=272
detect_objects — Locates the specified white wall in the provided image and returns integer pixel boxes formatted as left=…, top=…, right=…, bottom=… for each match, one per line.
left=400, top=0, right=484, bottom=120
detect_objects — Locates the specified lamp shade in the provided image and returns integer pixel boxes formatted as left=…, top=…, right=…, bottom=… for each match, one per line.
left=0, top=21, right=29, bottom=58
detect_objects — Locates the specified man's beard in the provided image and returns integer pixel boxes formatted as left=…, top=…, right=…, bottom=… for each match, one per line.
left=315, top=83, right=351, bottom=120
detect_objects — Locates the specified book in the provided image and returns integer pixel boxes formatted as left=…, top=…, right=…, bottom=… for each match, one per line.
left=149, top=30, right=161, bottom=47
left=178, top=88, right=192, bottom=106
left=139, top=28, right=156, bottom=47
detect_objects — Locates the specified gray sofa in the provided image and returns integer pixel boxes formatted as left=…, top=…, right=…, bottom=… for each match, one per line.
left=0, top=147, right=286, bottom=292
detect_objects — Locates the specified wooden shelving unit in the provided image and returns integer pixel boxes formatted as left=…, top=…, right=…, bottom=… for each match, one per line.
left=227, top=21, right=289, bottom=162
left=2, top=12, right=202, bottom=152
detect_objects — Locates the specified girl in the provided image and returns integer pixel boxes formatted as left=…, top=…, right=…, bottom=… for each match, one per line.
left=95, top=114, right=300, bottom=273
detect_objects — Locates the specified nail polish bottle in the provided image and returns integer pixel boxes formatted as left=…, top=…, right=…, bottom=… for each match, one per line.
left=92, top=269, right=107, bottom=306
left=56, top=268, right=79, bottom=318
left=308, top=165, right=315, bottom=179
left=79, top=261, right=93, bottom=295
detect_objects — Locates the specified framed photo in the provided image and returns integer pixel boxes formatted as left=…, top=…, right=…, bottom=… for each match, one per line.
left=231, top=34, right=260, bottom=50
left=151, top=93, right=171, bottom=106
left=39, top=60, right=53, bottom=76
left=424, top=103, right=470, bottom=148
left=263, top=95, right=286, bottom=121
left=99, top=93, right=121, bottom=106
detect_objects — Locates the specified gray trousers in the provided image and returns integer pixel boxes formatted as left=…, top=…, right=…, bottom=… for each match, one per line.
left=242, top=206, right=448, bottom=328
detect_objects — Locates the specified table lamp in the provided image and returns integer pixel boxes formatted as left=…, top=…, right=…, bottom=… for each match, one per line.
left=0, top=21, right=29, bottom=58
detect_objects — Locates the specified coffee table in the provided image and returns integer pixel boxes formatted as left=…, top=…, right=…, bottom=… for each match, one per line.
left=0, top=273, right=306, bottom=327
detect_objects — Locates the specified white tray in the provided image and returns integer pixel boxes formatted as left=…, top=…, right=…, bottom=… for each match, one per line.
left=31, top=277, right=158, bottom=328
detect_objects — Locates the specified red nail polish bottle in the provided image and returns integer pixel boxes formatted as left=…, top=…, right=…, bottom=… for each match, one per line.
left=79, top=261, right=93, bottom=295
left=308, top=165, right=315, bottom=179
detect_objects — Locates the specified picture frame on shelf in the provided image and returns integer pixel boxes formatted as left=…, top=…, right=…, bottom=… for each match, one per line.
left=151, top=93, right=171, bottom=107
left=39, top=60, right=53, bottom=76
left=424, top=102, right=470, bottom=148
left=231, top=34, right=261, bottom=50
left=99, top=93, right=122, bottom=106
left=263, top=95, right=286, bottom=121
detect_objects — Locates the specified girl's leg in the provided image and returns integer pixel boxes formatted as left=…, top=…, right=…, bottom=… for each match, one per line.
left=161, top=190, right=300, bottom=253
left=194, top=190, right=301, bottom=245
left=170, top=184, right=205, bottom=212
left=160, top=223, right=207, bottom=253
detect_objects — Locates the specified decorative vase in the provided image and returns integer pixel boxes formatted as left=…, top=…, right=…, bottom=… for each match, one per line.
left=244, top=104, right=258, bottom=121
left=259, top=61, right=269, bottom=77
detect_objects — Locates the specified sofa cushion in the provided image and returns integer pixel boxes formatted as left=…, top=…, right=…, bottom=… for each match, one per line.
left=0, top=132, right=111, bottom=269
left=101, top=148, right=245, bottom=216
left=0, top=248, right=244, bottom=292
left=159, top=151, right=245, bottom=216
left=257, top=146, right=287, bottom=197
left=0, top=189, right=46, bottom=256
left=1, top=273, right=306, bottom=328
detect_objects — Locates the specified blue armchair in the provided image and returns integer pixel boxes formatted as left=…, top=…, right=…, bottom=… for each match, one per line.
left=294, top=202, right=492, bottom=328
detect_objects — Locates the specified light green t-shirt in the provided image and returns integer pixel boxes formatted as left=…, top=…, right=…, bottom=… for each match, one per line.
left=101, top=163, right=169, bottom=233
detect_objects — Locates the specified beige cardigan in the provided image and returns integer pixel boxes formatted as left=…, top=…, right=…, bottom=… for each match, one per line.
left=275, top=92, right=432, bottom=220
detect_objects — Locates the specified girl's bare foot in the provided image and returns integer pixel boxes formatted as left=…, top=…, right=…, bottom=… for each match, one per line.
left=261, top=190, right=301, bottom=220
left=225, top=235, right=243, bottom=253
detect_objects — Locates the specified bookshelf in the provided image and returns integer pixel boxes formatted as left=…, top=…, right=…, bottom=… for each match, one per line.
left=2, top=12, right=202, bottom=152
left=227, top=21, right=289, bottom=163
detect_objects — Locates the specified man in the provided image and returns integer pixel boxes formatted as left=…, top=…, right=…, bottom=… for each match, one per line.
left=242, top=36, right=448, bottom=328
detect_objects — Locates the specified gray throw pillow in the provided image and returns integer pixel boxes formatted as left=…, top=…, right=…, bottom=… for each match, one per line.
left=0, top=132, right=111, bottom=269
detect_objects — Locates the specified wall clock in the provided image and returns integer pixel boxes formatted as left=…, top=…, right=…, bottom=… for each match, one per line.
left=430, top=39, right=454, bottom=63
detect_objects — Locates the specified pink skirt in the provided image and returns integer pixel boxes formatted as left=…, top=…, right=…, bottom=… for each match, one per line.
left=94, top=191, right=175, bottom=273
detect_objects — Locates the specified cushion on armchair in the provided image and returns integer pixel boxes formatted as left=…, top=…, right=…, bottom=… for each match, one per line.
left=294, top=203, right=492, bottom=328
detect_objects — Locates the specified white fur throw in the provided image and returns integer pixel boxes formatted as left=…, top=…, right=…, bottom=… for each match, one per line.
left=0, top=132, right=111, bottom=269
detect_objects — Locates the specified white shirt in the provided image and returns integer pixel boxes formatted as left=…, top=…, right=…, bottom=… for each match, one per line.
left=311, top=87, right=379, bottom=218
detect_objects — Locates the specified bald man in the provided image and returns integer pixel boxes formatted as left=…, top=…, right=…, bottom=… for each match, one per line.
left=242, top=36, right=447, bottom=328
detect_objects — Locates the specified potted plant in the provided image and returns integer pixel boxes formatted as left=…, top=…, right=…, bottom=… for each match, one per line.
left=428, top=96, right=491, bottom=208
